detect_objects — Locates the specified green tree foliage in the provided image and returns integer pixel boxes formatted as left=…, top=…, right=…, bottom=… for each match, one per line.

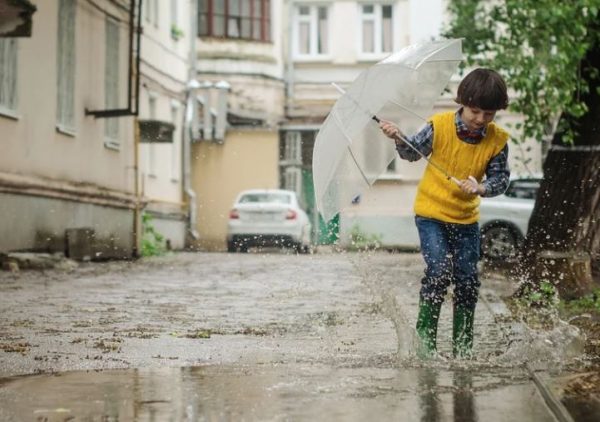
left=445, top=0, right=600, bottom=144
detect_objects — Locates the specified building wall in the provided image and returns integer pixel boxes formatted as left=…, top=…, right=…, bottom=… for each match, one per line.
left=191, top=130, right=280, bottom=250
left=191, top=0, right=286, bottom=250
left=0, top=193, right=133, bottom=258
left=136, top=0, right=192, bottom=250
left=0, top=0, right=137, bottom=258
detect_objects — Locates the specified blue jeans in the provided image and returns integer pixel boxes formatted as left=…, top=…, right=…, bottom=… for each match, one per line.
left=415, top=216, right=481, bottom=310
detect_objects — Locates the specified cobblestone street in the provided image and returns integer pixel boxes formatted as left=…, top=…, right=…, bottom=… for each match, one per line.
left=0, top=251, right=575, bottom=420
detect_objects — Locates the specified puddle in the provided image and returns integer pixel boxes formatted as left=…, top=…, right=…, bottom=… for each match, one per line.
left=0, top=364, right=557, bottom=421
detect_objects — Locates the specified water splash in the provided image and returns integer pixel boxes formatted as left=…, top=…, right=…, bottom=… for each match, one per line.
left=351, top=251, right=420, bottom=359
left=494, top=316, right=586, bottom=370
left=350, top=250, right=587, bottom=371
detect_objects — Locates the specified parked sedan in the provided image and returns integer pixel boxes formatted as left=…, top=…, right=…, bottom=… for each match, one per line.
left=479, top=177, right=541, bottom=260
left=226, top=189, right=312, bottom=253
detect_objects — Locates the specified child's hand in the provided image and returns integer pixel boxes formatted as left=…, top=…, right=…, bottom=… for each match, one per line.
left=379, top=120, right=400, bottom=139
left=459, top=176, right=485, bottom=196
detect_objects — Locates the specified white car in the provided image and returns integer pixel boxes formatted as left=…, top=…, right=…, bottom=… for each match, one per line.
left=479, top=177, right=541, bottom=260
left=226, top=189, right=312, bottom=253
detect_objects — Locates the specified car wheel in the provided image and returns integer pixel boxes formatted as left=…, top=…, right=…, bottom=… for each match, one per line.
left=227, top=241, right=237, bottom=253
left=481, top=224, right=519, bottom=261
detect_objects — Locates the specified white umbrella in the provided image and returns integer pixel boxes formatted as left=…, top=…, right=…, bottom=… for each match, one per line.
left=312, top=39, right=463, bottom=222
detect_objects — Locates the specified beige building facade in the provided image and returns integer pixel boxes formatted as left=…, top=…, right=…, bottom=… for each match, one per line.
left=191, top=0, right=285, bottom=250
left=137, top=0, right=194, bottom=250
left=0, top=0, right=195, bottom=258
left=0, top=0, right=545, bottom=256
left=0, top=0, right=137, bottom=258
left=192, top=130, right=280, bottom=249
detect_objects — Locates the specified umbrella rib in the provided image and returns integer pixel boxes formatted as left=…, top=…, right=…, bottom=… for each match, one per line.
left=331, top=109, right=371, bottom=185
left=346, top=145, right=371, bottom=185
left=386, top=99, right=428, bottom=122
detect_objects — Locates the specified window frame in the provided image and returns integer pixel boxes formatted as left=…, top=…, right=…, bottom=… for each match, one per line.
left=283, top=167, right=302, bottom=198
left=56, top=0, right=77, bottom=135
left=293, top=4, right=330, bottom=61
left=283, top=131, right=302, bottom=165
left=198, top=0, right=271, bottom=42
left=358, top=3, right=394, bottom=60
left=145, top=0, right=159, bottom=28
left=170, top=100, right=181, bottom=182
left=147, top=93, right=157, bottom=177
left=104, top=17, right=121, bottom=150
left=0, top=38, right=19, bottom=118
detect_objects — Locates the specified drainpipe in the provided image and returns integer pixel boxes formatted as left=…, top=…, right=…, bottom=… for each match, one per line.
left=285, top=0, right=295, bottom=105
left=132, top=116, right=141, bottom=257
left=183, top=86, right=199, bottom=241
left=214, top=80, right=230, bottom=142
left=184, top=0, right=199, bottom=242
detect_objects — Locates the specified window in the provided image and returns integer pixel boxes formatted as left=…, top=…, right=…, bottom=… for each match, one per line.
left=170, top=0, right=178, bottom=28
left=294, top=5, right=328, bottom=57
left=145, top=0, right=158, bottom=27
left=0, top=39, right=18, bottom=113
left=198, top=0, right=271, bottom=42
left=360, top=4, right=393, bottom=55
left=57, top=0, right=76, bottom=132
left=283, top=168, right=302, bottom=197
left=104, top=18, right=120, bottom=147
left=170, top=101, right=180, bottom=181
left=239, top=193, right=291, bottom=204
left=505, top=179, right=541, bottom=200
left=284, top=131, right=302, bottom=164
left=148, top=95, right=157, bottom=174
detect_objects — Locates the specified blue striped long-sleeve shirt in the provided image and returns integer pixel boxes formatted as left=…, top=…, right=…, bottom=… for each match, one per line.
left=395, top=111, right=510, bottom=197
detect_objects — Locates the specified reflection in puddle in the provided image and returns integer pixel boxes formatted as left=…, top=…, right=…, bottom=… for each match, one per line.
left=0, top=364, right=556, bottom=421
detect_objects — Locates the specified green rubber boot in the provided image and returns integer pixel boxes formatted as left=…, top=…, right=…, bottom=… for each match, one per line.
left=453, top=305, right=475, bottom=359
left=415, top=299, right=442, bottom=358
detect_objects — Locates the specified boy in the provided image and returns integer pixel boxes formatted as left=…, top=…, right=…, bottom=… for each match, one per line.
left=380, top=68, right=510, bottom=358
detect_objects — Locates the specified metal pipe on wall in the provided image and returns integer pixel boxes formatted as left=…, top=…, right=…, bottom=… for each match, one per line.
left=183, top=0, right=199, bottom=243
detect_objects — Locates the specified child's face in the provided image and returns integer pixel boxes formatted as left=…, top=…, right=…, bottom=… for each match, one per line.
left=461, top=106, right=496, bottom=131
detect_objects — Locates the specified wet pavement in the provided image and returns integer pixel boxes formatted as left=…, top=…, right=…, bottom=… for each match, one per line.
left=0, top=251, right=585, bottom=420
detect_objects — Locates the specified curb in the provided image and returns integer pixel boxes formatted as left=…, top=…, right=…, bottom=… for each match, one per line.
left=527, top=366, right=575, bottom=422
left=479, top=290, right=575, bottom=422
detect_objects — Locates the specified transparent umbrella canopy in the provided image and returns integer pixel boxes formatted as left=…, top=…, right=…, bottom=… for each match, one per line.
left=312, top=39, right=463, bottom=222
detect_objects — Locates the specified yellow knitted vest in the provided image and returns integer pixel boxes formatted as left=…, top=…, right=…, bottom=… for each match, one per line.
left=414, top=111, right=509, bottom=224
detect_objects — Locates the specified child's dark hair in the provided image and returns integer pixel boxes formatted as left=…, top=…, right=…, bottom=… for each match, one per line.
left=455, top=68, right=509, bottom=110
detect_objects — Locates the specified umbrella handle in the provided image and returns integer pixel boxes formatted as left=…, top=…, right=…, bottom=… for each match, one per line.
left=389, top=132, right=461, bottom=186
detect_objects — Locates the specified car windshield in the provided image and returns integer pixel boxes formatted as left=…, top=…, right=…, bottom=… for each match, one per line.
left=505, top=179, right=540, bottom=200
left=239, top=193, right=292, bottom=204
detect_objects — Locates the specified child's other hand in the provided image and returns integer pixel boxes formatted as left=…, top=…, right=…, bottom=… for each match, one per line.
left=459, top=176, right=485, bottom=196
left=379, top=120, right=400, bottom=139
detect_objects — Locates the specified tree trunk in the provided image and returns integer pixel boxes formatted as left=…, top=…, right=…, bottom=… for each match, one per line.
left=518, top=41, right=600, bottom=295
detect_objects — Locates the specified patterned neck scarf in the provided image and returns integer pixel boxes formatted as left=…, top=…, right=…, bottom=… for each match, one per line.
left=455, top=109, right=486, bottom=143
